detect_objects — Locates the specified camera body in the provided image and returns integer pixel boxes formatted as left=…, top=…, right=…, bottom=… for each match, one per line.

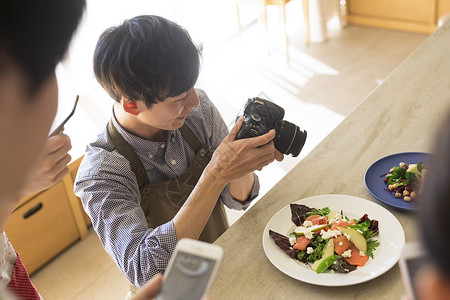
left=236, top=97, right=307, bottom=157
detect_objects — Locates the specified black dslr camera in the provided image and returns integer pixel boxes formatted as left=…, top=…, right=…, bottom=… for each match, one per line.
left=236, top=97, right=307, bottom=157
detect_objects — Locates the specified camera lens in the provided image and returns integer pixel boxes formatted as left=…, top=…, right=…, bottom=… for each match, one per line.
left=273, top=120, right=307, bottom=157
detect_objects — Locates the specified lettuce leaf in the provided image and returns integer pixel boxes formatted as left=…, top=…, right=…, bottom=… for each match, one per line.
left=329, top=256, right=358, bottom=273
left=358, top=214, right=379, bottom=236
left=366, top=239, right=380, bottom=259
left=268, top=230, right=300, bottom=259
left=290, top=204, right=313, bottom=226
left=307, top=207, right=330, bottom=217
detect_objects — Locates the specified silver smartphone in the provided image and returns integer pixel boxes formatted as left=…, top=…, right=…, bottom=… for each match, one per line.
left=399, top=242, right=427, bottom=300
left=156, top=238, right=223, bottom=300
left=49, top=95, right=79, bottom=137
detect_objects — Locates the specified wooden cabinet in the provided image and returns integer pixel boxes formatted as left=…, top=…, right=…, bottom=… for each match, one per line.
left=345, top=0, right=450, bottom=34
left=4, top=156, right=89, bottom=274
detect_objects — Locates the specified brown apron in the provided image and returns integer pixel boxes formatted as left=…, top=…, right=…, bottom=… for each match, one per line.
left=108, top=120, right=229, bottom=294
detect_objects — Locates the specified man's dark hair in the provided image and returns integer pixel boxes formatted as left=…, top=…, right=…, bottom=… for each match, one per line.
left=93, top=15, right=201, bottom=107
left=0, top=0, right=85, bottom=94
left=419, top=111, right=450, bottom=279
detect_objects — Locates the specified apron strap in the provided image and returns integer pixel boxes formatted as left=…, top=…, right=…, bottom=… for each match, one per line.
left=178, top=124, right=203, bottom=152
left=107, top=119, right=205, bottom=190
left=108, top=120, right=150, bottom=188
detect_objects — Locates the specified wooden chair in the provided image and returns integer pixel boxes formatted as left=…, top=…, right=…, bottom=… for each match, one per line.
left=236, top=0, right=310, bottom=63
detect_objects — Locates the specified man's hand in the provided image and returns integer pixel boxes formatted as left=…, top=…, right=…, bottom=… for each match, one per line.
left=206, top=117, right=282, bottom=184
left=274, top=149, right=284, bottom=162
left=20, top=132, right=72, bottom=198
left=131, top=274, right=162, bottom=300
left=132, top=274, right=211, bottom=300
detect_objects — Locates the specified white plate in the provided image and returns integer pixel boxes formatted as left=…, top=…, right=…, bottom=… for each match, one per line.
left=262, top=194, right=405, bottom=286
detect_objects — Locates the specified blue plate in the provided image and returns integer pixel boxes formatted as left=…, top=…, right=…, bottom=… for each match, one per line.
left=364, top=152, right=432, bottom=211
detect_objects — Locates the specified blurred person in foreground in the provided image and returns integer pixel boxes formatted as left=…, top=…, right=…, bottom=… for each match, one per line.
left=0, top=1, right=172, bottom=299
left=406, top=112, right=450, bottom=300
left=0, top=0, right=85, bottom=298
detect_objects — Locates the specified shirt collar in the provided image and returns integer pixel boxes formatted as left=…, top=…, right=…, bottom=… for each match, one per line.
left=111, top=109, right=176, bottom=154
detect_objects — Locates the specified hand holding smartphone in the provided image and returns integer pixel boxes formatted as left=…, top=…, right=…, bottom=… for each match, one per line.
left=156, top=239, right=223, bottom=300
left=49, top=95, right=79, bottom=137
left=399, top=242, right=428, bottom=300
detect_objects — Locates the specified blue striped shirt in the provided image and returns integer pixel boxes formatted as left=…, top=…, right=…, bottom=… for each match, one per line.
left=74, top=89, right=259, bottom=287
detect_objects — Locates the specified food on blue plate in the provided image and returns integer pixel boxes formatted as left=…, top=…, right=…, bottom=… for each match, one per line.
left=382, top=162, right=427, bottom=202
left=269, top=204, right=379, bottom=274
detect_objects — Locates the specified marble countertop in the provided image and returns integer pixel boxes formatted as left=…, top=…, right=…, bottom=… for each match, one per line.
left=210, top=21, right=450, bottom=299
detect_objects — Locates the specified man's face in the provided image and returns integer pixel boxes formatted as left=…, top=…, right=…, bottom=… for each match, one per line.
left=0, top=64, right=58, bottom=200
left=139, top=87, right=200, bottom=131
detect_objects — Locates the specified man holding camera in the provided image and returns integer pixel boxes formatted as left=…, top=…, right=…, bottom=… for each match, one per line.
left=74, top=15, right=283, bottom=293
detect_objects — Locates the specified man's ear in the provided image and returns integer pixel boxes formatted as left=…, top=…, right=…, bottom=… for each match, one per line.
left=122, top=97, right=140, bottom=116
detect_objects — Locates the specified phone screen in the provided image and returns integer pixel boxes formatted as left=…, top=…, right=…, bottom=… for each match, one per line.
left=400, top=242, right=429, bottom=300
left=157, top=250, right=217, bottom=300
left=404, top=255, right=426, bottom=300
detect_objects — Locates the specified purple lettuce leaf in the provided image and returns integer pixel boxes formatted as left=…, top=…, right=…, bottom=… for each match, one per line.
left=269, top=230, right=300, bottom=259
left=290, top=204, right=313, bottom=226
left=358, top=214, right=379, bottom=236
left=329, top=256, right=358, bottom=273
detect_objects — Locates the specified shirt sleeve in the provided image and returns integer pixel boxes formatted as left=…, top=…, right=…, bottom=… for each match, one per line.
left=196, top=89, right=260, bottom=210
left=74, top=150, right=177, bottom=288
